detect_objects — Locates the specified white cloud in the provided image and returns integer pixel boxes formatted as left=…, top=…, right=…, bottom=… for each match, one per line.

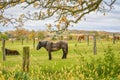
left=69, top=4, right=120, bottom=32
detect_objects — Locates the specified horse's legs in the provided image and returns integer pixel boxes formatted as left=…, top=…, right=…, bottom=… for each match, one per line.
left=48, top=52, right=52, bottom=60
left=62, top=53, right=65, bottom=59
left=65, top=46, right=68, bottom=58
left=62, top=46, right=68, bottom=59
left=62, top=48, right=66, bottom=59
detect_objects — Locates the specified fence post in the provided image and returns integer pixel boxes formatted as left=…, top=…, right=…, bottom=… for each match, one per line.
left=11, top=38, right=14, bottom=44
left=21, top=38, right=24, bottom=45
left=106, top=34, right=109, bottom=41
left=87, top=35, right=89, bottom=46
left=26, top=37, right=29, bottom=43
left=93, top=35, right=97, bottom=55
left=113, top=33, right=115, bottom=44
left=2, top=39, right=6, bottom=61
left=33, top=38, right=35, bottom=48
left=23, top=47, right=30, bottom=72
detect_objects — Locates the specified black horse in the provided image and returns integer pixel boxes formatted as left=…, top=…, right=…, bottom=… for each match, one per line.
left=5, top=48, right=20, bottom=55
left=36, top=40, right=68, bottom=60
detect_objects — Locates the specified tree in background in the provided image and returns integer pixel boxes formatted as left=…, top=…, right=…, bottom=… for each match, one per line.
left=0, top=32, right=9, bottom=40
left=28, top=30, right=36, bottom=40
left=13, top=28, right=28, bottom=45
left=0, top=0, right=117, bottom=31
left=37, top=31, right=46, bottom=40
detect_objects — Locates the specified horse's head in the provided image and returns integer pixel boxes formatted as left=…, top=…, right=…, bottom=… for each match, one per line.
left=36, top=41, right=42, bottom=50
left=36, top=41, right=47, bottom=50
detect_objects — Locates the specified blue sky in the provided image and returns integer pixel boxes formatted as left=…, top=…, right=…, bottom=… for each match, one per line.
left=0, top=1, right=120, bottom=32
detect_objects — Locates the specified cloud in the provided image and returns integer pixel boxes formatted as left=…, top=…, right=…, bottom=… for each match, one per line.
left=69, top=4, right=120, bottom=32
left=0, top=26, right=15, bottom=32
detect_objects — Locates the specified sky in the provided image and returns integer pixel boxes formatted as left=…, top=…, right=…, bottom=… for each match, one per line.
left=0, top=1, right=120, bottom=32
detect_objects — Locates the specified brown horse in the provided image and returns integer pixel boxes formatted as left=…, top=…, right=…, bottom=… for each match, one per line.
left=114, top=36, right=120, bottom=40
left=77, top=34, right=85, bottom=42
left=36, top=40, right=68, bottom=60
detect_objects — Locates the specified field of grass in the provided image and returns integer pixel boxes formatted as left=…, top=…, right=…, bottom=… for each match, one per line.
left=0, top=40, right=120, bottom=80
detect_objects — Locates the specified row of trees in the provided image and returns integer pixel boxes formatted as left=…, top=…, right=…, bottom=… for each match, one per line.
left=0, top=28, right=46, bottom=41
left=1, top=29, right=120, bottom=42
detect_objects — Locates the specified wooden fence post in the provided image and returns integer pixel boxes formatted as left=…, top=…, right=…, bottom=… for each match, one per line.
left=26, top=37, right=29, bottom=43
left=2, top=39, right=6, bottom=61
left=33, top=38, right=35, bottom=49
left=21, top=38, right=24, bottom=45
left=106, top=34, right=109, bottom=41
left=87, top=35, right=89, bottom=46
left=79, top=37, right=81, bottom=43
left=113, top=33, right=115, bottom=44
left=11, top=38, right=14, bottom=44
left=23, top=47, right=30, bottom=72
left=93, top=35, right=97, bottom=55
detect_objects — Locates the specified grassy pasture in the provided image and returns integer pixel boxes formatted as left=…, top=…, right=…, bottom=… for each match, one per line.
left=0, top=39, right=120, bottom=79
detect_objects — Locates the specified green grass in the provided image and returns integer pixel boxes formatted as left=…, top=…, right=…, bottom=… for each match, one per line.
left=0, top=40, right=120, bottom=66
left=0, top=40, right=120, bottom=79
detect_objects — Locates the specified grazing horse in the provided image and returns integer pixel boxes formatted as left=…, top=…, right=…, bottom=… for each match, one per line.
left=114, top=36, right=120, bottom=40
left=5, top=48, right=20, bottom=55
left=36, top=40, right=68, bottom=60
left=77, top=34, right=85, bottom=42
left=108, top=35, right=120, bottom=40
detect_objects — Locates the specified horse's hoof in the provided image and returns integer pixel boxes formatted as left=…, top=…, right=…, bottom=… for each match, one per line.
left=62, top=57, right=66, bottom=59
left=49, top=58, right=52, bottom=60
